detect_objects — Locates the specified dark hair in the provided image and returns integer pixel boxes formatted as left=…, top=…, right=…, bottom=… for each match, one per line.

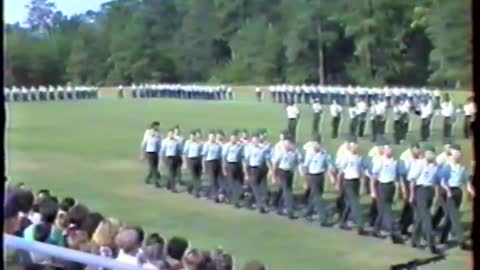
left=151, top=121, right=160, bottom=128
left=34, top=223, right=52, bottom=243
left=243, top=261, right=266, bottom=270
left=4, top=192, right=21, bottom=220
left=39, top=199, right=59, bottom=224
left=167, top=236, right=189, bottom=260
left=60, top=197, right=76, bottom=212
left=146, top=233, right=165, bottom=246
left=16, top=189, right=34, bottom=213
left=132, top=226, right=144, bottom=246
left=37, top=189, right=50, bottom=197
left=216, top=253, right=233, bottom=270
left=50, top=196, right=59, bottom=204
left=80, top=212, right=104, bottom=238
left=66, top=204, right=90, bottom=228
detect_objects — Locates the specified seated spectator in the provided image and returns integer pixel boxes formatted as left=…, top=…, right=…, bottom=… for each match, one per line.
left=14, top=189, right=35, bottom=236
left=145, top=233, right=164, bottom=246
left=29, top=204, right=42, bottom=225
left=65, top=204, right=90, bottom=233
left=181, top=249, right=203, bottom=270
left=91, top=220, right=119, bottom=258
left=36, top=190, right=51, bottom=202
left=166, top=237, right=189, bottom=269
left=23, top=199, right=65, bottom=247
left=142, top=243, right=167, bottom=270
left=59, top=197, right=76, bottom=213
left=115, top=229, right=142, bottom=267
left=243, top=261, right=266, bottom=270
left=81, top=212, right=104, bottom=238
left=30, top=223, right=54, bottom=265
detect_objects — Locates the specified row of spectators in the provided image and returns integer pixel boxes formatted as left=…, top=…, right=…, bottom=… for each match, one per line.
left=4, top=184, right=266, bottom=270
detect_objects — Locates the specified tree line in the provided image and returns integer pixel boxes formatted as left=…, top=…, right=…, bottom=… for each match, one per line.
left=4, top=0, right=472, bottom=88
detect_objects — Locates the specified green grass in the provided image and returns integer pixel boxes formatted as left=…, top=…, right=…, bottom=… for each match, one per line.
left=6, top=88, right=473, bottom=270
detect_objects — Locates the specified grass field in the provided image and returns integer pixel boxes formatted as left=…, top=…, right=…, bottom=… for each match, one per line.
left=6, top=87, right=474, bottom=270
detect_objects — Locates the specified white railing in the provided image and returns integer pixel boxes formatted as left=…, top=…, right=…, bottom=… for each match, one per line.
left=4, top=234, right=143, bottom=270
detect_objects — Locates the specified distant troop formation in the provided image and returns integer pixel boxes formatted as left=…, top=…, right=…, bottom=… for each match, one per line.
left=140, top=122, right=474, bottom=255
left=4, top=86, right=100, bottom=102
left=119, top=84, right=234, bottom=101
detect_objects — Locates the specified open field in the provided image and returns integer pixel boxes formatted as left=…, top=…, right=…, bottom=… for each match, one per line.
left=6, top=88, right=473, bottom=270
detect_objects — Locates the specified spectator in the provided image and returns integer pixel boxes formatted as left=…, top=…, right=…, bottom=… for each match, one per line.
left=214, top=253, right=233, bottom=270
left=243, top=261, right=266, bottom=270
left=14, top=189, right=35, bottom=236
left=142, top=243, right=167, bottom=270
left=81, top=212, right=104, bottom=238
left=30, top=223, right=54, bottom=264
left=115, top=229, right=142, bottom=266
left=91, top=220, right=119, bottom=258
left=29, top=203, right=42, bottom=225
left=181, top=249, right=203, bottom=270
left=4, top=191, right=21, bottom=234
left=23, top=199, right=65, bottom=247
left=65, top=204, right=90, bottom=232
left=166, top=237, right=189, bottom=269
left=36, top=190, right=51, bottom=202
left=59, top=197, right=76, bottom=213
left=145, top=233, right=164, bottom=246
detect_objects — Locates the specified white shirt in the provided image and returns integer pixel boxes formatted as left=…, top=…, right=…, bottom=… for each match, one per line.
left=374, top=102, right=387, bottom=115
left=116, top=250, right=141, bottom=266
left=255, top=87, right=261, bottom=93
left=420, top=102, right=433, bottom=118
left=286, top=105, right=300, bottom=119
left=348, top=107, right=357, bottom=118
left=436, top=152, right=451, bottom=166
left=356, top=101, right=368, bottom=113
left=330, top=103, right=342, bottom=117
left=338, top=153, right=364, bottom=180
left=441, top=101, right=454, bottom=117
left=464, top=102, right=476, bottom=116
left=312, top=103, right=322, bottom=113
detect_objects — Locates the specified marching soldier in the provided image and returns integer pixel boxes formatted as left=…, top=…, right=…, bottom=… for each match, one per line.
left=131, top=84, right=138, bottom=98
left=183, top=130, right=204, bottom=197
left=463, top=97, right=476, bottom=138
left=202, top=131, right=223, bottom=202
left=140, top=122, right=162, bottom=187
left=372, top=98, right=387, bottom=142
left=173, top=126, right=185, bottom=186
left=370, top=146, right=404, bottom=244
left=440, top=93, right=455, bottom=140
left=431, top=143, right=452, bottom=230
left=330, top=100, right=343, bottom=139
left=12, top=86, right=19, bottom=102
left=409, top=145, right=441, bottom=254
left=39, top=86, right=47, bottom=101
left=392, top=102, right=403, bottom=144
left=21, top=86, right=29, bottom=102
left=355, top=97, right=368, bottom=137
left=222, top=131, right=245, bottom=208
left=301, top=135, right=335, bottom=226
left=417, top=98, right=434, bottom=141
left=268, top=131, right=288, bottom=209
left=255, top=87, right=262, bottom=102
left=271, top=135, right=302, bottom=219
left=118, top=85, right=124, bottom=99
left=160, top=129, right=183, bottom=193
left=286, top=101, right=300, bottom=142
left=227, top=87, right=233, bottom=100
left=348, top=106, right=358, bottom=137
left=311, top=99, right=323, bottom=134
left=29, top=86, right=37, bottom=102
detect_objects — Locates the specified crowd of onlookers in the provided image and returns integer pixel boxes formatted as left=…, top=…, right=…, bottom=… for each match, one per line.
left=4, top=183, right=267, bottom=270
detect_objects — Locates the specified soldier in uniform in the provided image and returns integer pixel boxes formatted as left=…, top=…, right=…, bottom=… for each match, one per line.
left=348, top=106, right=358, bottom=137
left=222, top=131, right=245, bottom=208
left=311, top=99, right=323, bottom=135
left=183, top=130, right=204, bottom=197
left=160, top=129, right=183, bottom=193
left=202, top=131, right=223, bottom=202
left=440, top=93, right=455, bottom=140
left=330, top=99, right=343, bottom=139
left=355, top=97, right=368, bottom=138
left=140, top=122, right=162, bottom=187
left=463, top=97, right=476, bottom=138
left=4, top=87, right=10, bottom=102
left=118, top=85, right=124, bottom=99
left=21, top=86, right=29, bottom=102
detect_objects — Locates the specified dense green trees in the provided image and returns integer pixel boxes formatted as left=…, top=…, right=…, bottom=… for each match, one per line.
left=4, top=0, right=471, bottom=88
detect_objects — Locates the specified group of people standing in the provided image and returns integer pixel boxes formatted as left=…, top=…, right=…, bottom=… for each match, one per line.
left=4, top=86, right=99, bottom=102
left=119, top=84, right=234, bottom=101
left=140, top=120, right=474, bottom=255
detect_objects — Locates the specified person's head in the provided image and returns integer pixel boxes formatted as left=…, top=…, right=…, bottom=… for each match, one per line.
left=36, top=190, right=50, bottom=201
left=250, top=134, right=259, bottom=145
left=81, top=212, right=104, bottom=238
left=39, top=199, right=59, bottom=225
left=443, top=144, right=451, bottom=154
left=216, top=130, right=225, bottom=141
left=243, top=260, right=266, bottom=270
left=195, top=130, right=202, bottom=140
left=182, top=249, right=203, bottom=270
left=92, top=220, right=119, bottom=248
left=229, top=132, right=238, bottom=143
left=145, top=233, right=164, bottom=246
left=410, top=142, right=421, bottom=155
left=151, top=121, right=160, bottom=131
left=349, top=142, right=359, bottom=154
left=167, top=236, right=189, bottom=261
left=279, top=131, right=286, bottom=141
left=66, top=204, right=90, bottom=228
left=67, top=230, right=90, bottom=250
left=208, top=131, right=216, bottom=142
left=33, top=223, right=51, bottom=243
left=16, top=189, right=34, bottom=214
left=115, top=229, right=141, bottom=255
left=383, top=147, right=393, bottom=158
left=424, top=145, right=436, bottom=162
left=4, top=192, right=21, bottom=234
left=443, top=93, right=450, bottom=101
left=450, top=144, right=462, bottom=163
left=214, top=253, right=233, bottom=270
left=189, top=130, right=196, bottom=140
left=173, top=125, right=181, bottom=136
left=144, top=243, right=165, bottom=263
left=132, top=226, right=145, bottom=246
left=54, top=210, right=68, bottom=230
left=167, top=129, right=175, bottom=139
left=60, top=197, right=76, bottom=212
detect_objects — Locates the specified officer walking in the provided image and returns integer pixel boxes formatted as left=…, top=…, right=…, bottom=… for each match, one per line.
left=222, top=131, right=245, bottom=208
left=311, top=99, right=323, bottom=135
left=286, top=101, right=300, bottom=142
left=202, top=131, right=223, bottom=202
left=440, top=93, right=455, bottom=140
left=301, top=135, right=334, bottom=226
left=417, top=98, right=434, bottom=141
left=409, top=145, right=441, bottom=254
left=348, top=106, right=358, bottom=137
left=140, top=122, right=162, bottom=187
left=355, top=97, right=368, bottom=137
left=183, top=130, right=204, bottom=198
left=330, top=100, right=343, bottom=139
left=160, top=129, right=183, bottom=193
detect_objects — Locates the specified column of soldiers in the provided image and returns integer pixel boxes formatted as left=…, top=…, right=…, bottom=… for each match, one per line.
left=141, top=122, right=474, bottom=254
left=4, top=85, right=99, bottom=102
left=128, top=84, right=233, bottom=101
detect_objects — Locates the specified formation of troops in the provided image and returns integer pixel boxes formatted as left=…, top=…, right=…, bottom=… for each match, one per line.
left=140, top=118, right=475, bottom=255
left=119, top=84, right=234, bottom=101
left=261, top=85, right=476, bottom=144
left=4, top=86, right=99, bottom=102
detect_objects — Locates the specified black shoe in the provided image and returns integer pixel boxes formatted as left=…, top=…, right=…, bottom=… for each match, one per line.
left=339, top=224, right=350, bottom=231
left=357, top=228, right=368, bottom=236
left=145, top=179, right=151, bottom=184
left=372, top=231, right=384, bottom=239
left=460, top=242, right=471, bottom=251
left=287, top=213, right=295, bottom=220
left=154, top=182, right=162, bottom=188
left=391, top=235, right=404, bottom=245
left=259, top=207, right=267, bottom=214
left=429, top=244, right=441, bottom=255
left=320, top=221, right=329, bottom=227
left=234, top=203, right=241, bottom=209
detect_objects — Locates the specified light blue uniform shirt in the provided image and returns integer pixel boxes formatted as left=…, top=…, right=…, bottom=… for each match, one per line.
left=273, top=149, right=302, bottom=171
left=371, top=158, right=400, bottom=183
left=337, top=154, right=366, bottom=180
left=244, top=143, right=271, bottom=167
left=202, top=142, right=222, bottom=161
left=223, top=143, right=244, bottom=163
left=183, top=140, right=203, bottom=158
left=142, top=134, right=161, bottom=153
left=415, top=162, right=441, bottom=186
left=441, top=163, right=469, bottom=188
left=303, top=151, right=333, bottom=174
left=161, top=138, right=182, bottom=157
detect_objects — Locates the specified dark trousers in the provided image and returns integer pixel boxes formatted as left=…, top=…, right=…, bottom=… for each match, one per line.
left=312, top=113, right=321, bottom=134
left=464, top=115, right=472, bottom=138
left=166, top=156, right=180, bottom=190
left=371, top=118, right=378, bottom=142
left=399, top=184, right=414, bottom=235
left=305, top=173, right=327, bottom=223
left=331, top=116, right=341, bottom=138
left=412, top=186, right=436, bottom=247
left=206, top=160, right=221, bottom=199
left=443, top=117, right=453, bottom=139
left=432, top=190, right=446, bottom=230
left=420, top=117, right=432, bottom=141
left=256, top=92, right=262, bottom=102
left=342, top=179, right=363, bottom=229
left=226, top=162, right=243, bottom=205
left=440, top=188, right=464, bottom=244
left=357, top=113, right=366, bottom=137
left=349, top=117, right=358, bottom=137
left=145, top=152, right=161, bottom=184
left=287, top=118, right=298, bottom=142
left=374, top=182, right=397, bottom=234
left=248, top=166, right=267, bottom=210
left=393, top=119, right=402, bottom=144
left=401, top=116, right=409, bottom=141
left=278, top=169, right=294, bottom=215
left=188, top=158, right=202, bottom=196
